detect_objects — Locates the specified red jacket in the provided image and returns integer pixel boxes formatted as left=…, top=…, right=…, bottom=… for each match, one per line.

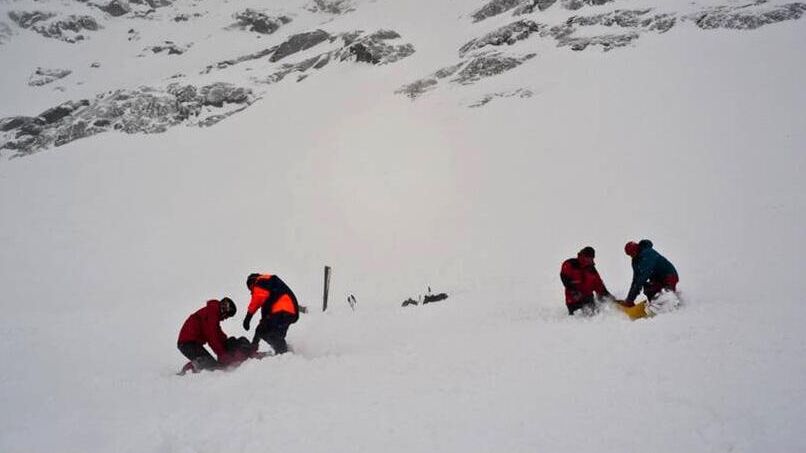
left=178, top=300, right=229, bottom=360
left=247, top=274, right=299, bottom=319
left=560, top=258, right=608, bottom=304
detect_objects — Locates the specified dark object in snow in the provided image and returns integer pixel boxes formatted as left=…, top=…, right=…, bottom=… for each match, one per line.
left=402, top=298, right=418, bottom=307
left=423, top=293, right=448, bottom=304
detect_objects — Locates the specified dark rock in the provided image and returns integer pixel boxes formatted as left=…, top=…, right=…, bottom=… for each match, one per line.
left=307, top=0, right=354, bottom=14
left=233, top=9, right=291, bottom=34
left=1, top=116, right=43, bottom=132
left=422, top=292, right=448, bottom=304
left=453, top=52, right=535, bottom=85
left=340, top=30, right=415, bottom=65
left=199, top=83, right=251, bottom=107
left=693, top=2, right=806, bottom=30
left=38, top=100, right=89, bottom=124
left=1, top=83, right=254, bottom=157
left=558, top=32, right=639, bottom=51
left=460, top=20, right=543, bottom=56
left=98, top=0, right=131, bottom=17
left=471, top=0, right=524, bottom=22
left=145, top=41, right=190, bottom=55
left=9, top=11, right=101, bottom=42
left=514, top=0, right=558, bottom=15
left=270, top=30, right=331, bottom=62
left=561, top=0, right=614, bottom=11
left=28, top=67, right=72, bottom=87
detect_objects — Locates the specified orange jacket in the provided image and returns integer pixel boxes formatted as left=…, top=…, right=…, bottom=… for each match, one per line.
left=247, top=274, right=299, bottom=318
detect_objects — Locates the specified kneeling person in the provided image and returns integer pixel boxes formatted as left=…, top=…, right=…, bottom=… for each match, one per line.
left=561, top=246, right=612, bottom=315
left=177, top=297, right=238, bottom=372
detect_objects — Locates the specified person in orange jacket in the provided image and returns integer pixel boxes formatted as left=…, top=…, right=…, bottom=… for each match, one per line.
left=242, top=273, right=300, bottom=355
left=177, top=297, right=239, bottom=372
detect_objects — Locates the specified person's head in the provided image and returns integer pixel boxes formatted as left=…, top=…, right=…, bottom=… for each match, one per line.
left=219, top=297, right=236, bottom=319
left=624, top=241, right=640, bottom=258
left=577, top=246, right=595, bottom=267
left=246, top=273, right=260, bottom=290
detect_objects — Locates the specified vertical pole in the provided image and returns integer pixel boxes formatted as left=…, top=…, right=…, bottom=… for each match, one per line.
left=323, top=265, right=331, bottom=312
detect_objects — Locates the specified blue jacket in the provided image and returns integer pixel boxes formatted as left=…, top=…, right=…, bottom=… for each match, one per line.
left=626, top=240, right=678, bottom=302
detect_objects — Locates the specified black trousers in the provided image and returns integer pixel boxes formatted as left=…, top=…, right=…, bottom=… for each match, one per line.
left=251, top=313, right=295, bottom=354
left=177, top=341, right=218, bottom=370
left=567, top=295, right=596, bottom=316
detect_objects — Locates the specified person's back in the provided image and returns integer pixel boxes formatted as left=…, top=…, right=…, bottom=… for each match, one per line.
left=625, top=240, right=679, bottom=303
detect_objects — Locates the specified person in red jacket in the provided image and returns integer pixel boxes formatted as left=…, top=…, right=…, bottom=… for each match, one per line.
left=560, top=246, right=613, bottom=315
left=242, top=273, right=300, bottom=355
left=177, top=297, right=238, bottom=372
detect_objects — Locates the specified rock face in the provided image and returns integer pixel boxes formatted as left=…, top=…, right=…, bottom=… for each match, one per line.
left=306, top=0, right=354, bottom=14
left=233, top=9, right=291, bottom=34
left=98, top=0, right=132, bottom=17
left=262, top=29, right=416, bottom=84
left=471, top=0, right=524, bottom=22
left=144, top=41, right=191, bottom=55
left=8, top=11, right=101, bottom=42
left=270, top=30, right=332, bottom=62
left=693, top=2, right=806, bottom=30
left=397, top=52, right=534, bottom=99
left=0, top=83, right=255, bottom=157
left=28, top=67, right=72, bottom=86
left=459, top=20, right=543, bottom=56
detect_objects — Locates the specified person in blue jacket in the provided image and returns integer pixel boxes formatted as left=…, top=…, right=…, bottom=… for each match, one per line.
left=623, top=239, right=679, bottom=306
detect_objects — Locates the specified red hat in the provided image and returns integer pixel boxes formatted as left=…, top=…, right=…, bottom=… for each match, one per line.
left=624, top=241, right=639, bottom=257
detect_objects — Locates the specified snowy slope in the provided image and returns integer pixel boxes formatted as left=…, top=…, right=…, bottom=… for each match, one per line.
left=1, top=0, right=805, bottom=452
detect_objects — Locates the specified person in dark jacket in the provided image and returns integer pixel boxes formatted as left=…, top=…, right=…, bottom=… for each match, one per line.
left=177, top=297, right=238, bottom=372
left=242, top=273, right=300, bottom=355
left=623, top=239, right=679, bottom=306
left=560, top=246, right=613, bottom=315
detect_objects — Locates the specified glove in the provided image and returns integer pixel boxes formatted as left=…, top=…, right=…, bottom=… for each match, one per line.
left=243, top=313, right=253, bottom=331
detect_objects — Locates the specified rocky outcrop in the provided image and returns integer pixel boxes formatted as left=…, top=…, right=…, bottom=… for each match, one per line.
left=8, top=11, right=101, bottom=42
left=561, top=0, right=615, bottom=11
left=270, top=30, right=332, bottom=62
left=97, top=0, right=132, bottom=17
left=454, top=52, right=535, bottom=84
left=144, top=41, right=191, bottom=55
left=232, top=9, right=291, bottom=34
left=0, top=83, right=255, bottom=157
left=459, top=20, right=543, bottom=56
left=28, top=67, right=72, bottom=87
left=397, top=53, right=533, bottom=98
left=306, top=0, right=354, bottom=14
left=692, top=2, right=806, bottom=30
left=471, top=0, right=524, bottom=22
left=262, top=30, right=416, bottom=84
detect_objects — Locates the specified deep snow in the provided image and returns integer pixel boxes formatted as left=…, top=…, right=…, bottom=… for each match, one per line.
left=1, top=0, right=805, bottom=452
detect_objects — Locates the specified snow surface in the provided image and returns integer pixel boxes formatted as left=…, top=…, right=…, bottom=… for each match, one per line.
left=1, top=0, right=805, bottom=452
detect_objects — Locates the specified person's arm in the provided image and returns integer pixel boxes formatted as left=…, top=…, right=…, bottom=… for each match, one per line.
left=560, top=262, right=579, bottom=290
left=592, top=267, right=611, bottom=299
left=203, top=302, right=229, bottom=361
left=626, top=256, right=656, bottom=303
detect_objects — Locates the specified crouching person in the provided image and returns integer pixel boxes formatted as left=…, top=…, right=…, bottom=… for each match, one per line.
left=242, top=273, right=300, bottom=355
left=177, top=297, right=238, bottom=373
left=561, top=246, right=613, bottom=316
